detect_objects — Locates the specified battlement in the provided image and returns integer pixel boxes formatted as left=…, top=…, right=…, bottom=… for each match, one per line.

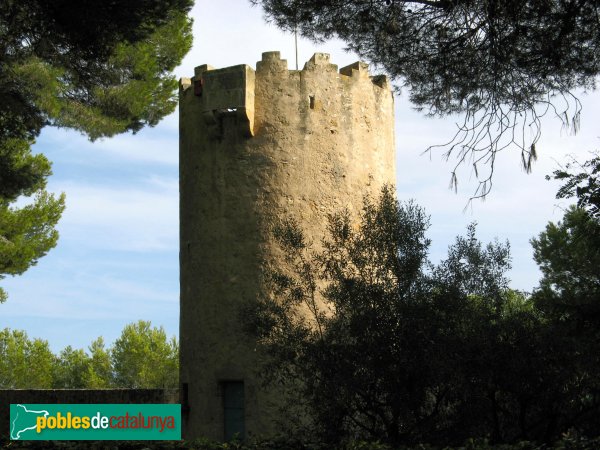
left=180, top=51, right=392, bottom=137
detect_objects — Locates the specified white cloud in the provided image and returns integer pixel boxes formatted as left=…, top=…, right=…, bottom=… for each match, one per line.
left=54, top=181, right=178, bottom=252
left=38, top=125, right=178, bottom=167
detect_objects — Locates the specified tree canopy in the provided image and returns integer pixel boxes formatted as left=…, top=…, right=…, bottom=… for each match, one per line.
left=0, top=328, right=55, bottom=388
left=0, top=140, right=64, bottom=303
left=252, top=0, right=600, bottom=197
left=0, top=0, right=193, bottom=301
left=531, top=205, right=600, bottom=327
left=1, top=0, right=193, bottom=143
left=0, top=321, right=179, bottom=389
left=536, top=153, right=600, bottom=325
left=112, top=320, right=179, bottom=389
left=549, top=152, right=600, bottom=221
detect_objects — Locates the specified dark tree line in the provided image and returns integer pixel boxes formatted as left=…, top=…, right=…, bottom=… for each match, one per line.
left=247, top=183, right=600, bottom=447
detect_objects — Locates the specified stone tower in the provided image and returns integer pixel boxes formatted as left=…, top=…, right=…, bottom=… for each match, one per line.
left=179, top=51, right=396, bottom=440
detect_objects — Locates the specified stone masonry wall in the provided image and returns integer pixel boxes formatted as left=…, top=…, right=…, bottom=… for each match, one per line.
left=179, top=51, right=396, bottom=441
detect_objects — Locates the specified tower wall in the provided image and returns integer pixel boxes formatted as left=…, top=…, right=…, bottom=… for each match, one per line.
left=179, top=51, right=396, bottom=440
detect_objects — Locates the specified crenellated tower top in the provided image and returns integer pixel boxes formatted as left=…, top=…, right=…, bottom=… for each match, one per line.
left=180, top=51, right=392, bottom=138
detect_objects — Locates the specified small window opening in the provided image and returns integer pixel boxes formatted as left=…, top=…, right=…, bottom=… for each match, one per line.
left=194, top=78, right=204, bottom=96
left=309, top=95, right=315, bottom=109
left=216, top=108, right=238, bottom=114
left=181, top=382, right=190, bottom=414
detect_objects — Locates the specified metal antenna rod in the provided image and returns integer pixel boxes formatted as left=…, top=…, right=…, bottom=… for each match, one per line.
left=294, top=25, right=299, bottom=70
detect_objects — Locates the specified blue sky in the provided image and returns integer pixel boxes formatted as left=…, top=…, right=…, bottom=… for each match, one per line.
left=1, top=0, right=599, bottom=352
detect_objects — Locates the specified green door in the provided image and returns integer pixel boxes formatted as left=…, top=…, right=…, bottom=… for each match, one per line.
left=223, top=381, right=245, bottom=441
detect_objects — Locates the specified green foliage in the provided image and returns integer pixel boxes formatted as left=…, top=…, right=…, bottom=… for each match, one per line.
left=548, top=153, right=600, bottom=222
left=112, top=320, right=179, bottom=388
left=531, top=206, right=600, bottom=324
left=0, top=321, right=178, bottom=389
left=0, top=329, right=54, bottom=388
left=0, top=0, right=193, bottom=301
left=4, top=436, right=600, bottom=450
left=49, top=337, right=116, bottom=389
left=0, top=138, right=52, bottom=200
left=528, top=205, right=600, bottom=440
left=253, top=0, right=599, bottom=197
left=434, top=222, right=511, bottom=304
left=52, top=346, right=92, bottom=389
left=0, top=0, right=194, bottom=142
left=9, top=11, right=193, bottom=141
left=0, top=134, right=61, bottom=304
left=0, top=190, right=65, bottom=303
left=86, top=337, right=113, bottom=389
left=247, top=186, right=600, bottom=446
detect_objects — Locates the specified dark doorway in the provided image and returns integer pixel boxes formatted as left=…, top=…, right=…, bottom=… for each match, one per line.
left=222, top=380, right=245, bottom=440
